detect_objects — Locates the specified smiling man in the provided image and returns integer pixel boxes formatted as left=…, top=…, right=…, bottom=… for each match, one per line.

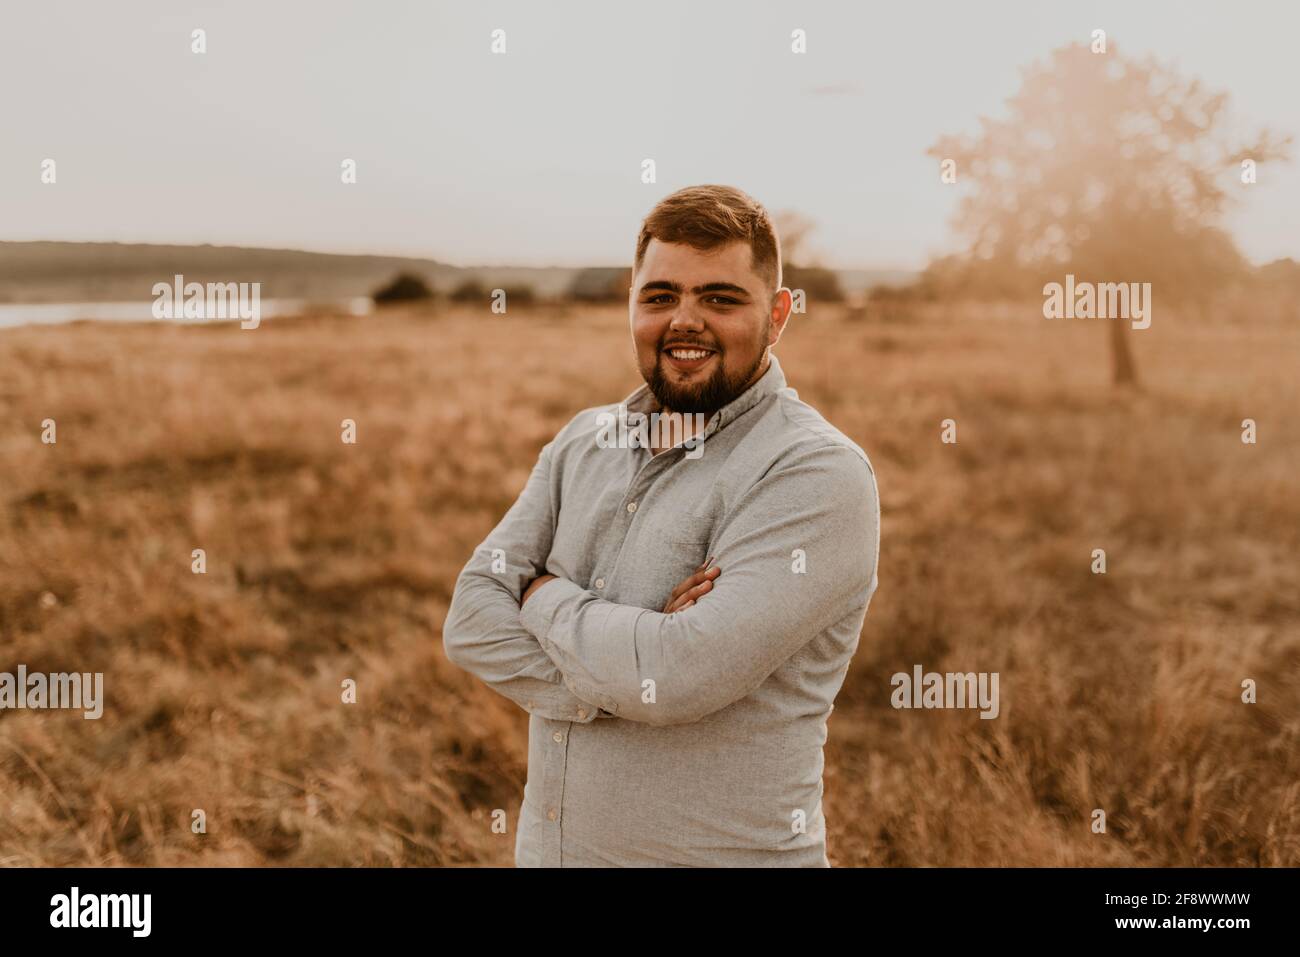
left=442, top=184, right=880, bottom=867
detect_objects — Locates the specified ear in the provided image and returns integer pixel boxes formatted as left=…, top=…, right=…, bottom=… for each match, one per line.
left=768, top=287, right=794, bottom=346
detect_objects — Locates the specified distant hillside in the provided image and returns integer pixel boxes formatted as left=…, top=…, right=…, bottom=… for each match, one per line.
left=0, top=241, right=917, bottom=303
left=0, top=242, right=460, bottom=303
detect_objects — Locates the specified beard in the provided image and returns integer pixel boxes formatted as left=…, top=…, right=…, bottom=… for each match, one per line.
left=645, top=317, right=770, bottom=416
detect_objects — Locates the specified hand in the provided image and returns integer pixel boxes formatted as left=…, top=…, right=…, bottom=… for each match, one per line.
left=521, top=574, right=557, bottom=607
left=662, top=557, right=720, bottom=614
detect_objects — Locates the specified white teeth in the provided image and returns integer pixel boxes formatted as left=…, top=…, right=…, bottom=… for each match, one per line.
left=669, top=349, right=709, bottom=360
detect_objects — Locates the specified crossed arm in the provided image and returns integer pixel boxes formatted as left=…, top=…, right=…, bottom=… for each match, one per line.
left=441, top=437, right=609, bottom=722
left=443, top=437, right=879, bottom=727
left=517, top=444, right=879, bottom=725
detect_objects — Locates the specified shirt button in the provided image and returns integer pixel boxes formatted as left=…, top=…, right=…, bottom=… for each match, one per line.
left=576, top=708, right=587, bottom=719
left=552, top=731, right=563, bottom=743
left=547, top=807, right=558, bottom=822
left=594, top=578, right=605, bottom=589
left=626, top=501, right=637, bottom=513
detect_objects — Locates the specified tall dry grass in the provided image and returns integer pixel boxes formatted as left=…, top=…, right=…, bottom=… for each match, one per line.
left=0, top=302, right=1296, bottom=866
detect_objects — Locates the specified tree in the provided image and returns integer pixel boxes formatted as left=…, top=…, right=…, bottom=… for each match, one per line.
left=928, top=42, right=1290, bottom=387
left=371, top=271, right=433, bottom=305
left=772, top=210, right=816, bottom=267
left=771, top=210, right=845, bottom=303
left=449, top=279, right=486, bottom=303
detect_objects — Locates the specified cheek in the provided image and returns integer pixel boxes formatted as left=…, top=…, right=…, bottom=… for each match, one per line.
left=717, top=322, right=762, bottom=360
left=631, top=314, right=665, bottom=352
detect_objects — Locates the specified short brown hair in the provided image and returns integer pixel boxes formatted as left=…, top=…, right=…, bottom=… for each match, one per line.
left=634, top=185, right=782, bottom=296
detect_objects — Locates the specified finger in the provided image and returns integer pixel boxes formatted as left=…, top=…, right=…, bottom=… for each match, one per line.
left=684, top=579, right=715, bottom=601
left=677, top=565, right=720, bottom=601
left=664, top=562, right=721, bottom=612
left=666, top=578, right=715, bottom=613
left=667, top=566, right=710, bottom=604
left=665, top=575, right=700, bottom=606
left=665, top=580, right=709, bottom=613
left=664, top=586, right=699, bottom=613
left=684, top=555, right=714, bottom=579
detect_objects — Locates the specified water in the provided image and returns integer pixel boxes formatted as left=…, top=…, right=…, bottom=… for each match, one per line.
left=0, top=298, right=374, bottom=329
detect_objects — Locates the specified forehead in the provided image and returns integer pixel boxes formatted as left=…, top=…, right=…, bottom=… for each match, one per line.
left=637, top=238, right=760, bottom=286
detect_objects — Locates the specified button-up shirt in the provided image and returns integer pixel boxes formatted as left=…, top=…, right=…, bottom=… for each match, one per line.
left=442, top=353, right=880, bottom=866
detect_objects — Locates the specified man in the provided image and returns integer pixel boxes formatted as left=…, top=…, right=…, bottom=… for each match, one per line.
left=442, top=184, right=880, bottom=866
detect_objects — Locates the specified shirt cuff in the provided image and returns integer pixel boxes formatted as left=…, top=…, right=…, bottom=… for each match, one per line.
left=519, top=575, right=585, bottom=640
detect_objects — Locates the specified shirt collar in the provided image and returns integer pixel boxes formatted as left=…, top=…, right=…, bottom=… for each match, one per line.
left=621, top=351, right=786, bottom=444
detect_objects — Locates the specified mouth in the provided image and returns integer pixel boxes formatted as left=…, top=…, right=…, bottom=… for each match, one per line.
left=661, top=345, right=718, bottom=372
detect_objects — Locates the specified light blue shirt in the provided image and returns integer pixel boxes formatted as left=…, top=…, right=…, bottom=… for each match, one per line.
left=442, top=353, right=880, bottom=866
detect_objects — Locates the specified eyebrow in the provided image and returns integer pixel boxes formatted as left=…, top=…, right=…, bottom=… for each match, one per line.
left=638, top=280, right=752, bottom=298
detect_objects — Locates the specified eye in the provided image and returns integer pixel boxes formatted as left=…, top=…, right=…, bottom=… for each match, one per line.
left=644, top=294, right=674, bottom=304
left=707, top=296, right=740, bottom=305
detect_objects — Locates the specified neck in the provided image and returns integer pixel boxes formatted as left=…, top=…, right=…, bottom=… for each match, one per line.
left=649, top=407, right=705, bottom=456
left=647, top=351, right=773, bottom=455
left=745, top=352, right=772, bottom=391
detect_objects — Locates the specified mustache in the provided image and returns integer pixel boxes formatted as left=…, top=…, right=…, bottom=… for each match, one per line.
left=660, top=339, right=720, bottom=351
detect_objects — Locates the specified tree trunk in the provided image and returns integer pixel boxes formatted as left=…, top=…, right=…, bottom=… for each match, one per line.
left=1109, top=319, right=1139, bottom=388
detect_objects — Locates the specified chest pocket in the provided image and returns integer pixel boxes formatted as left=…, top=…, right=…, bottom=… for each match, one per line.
left=663, top=531, right=712, bottom=553
left=637, top=529, right=713, bottom=610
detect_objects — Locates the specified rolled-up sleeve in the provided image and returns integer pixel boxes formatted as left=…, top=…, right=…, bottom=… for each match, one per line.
left=519, top=444, right=880, bottom=726
left=442, top=437, right=606, bottom=723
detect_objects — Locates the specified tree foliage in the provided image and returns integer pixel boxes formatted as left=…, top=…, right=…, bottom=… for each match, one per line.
left=928, top=42, right=1290, bottom=303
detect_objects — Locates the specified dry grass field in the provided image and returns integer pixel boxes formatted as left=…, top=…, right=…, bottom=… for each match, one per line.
left=1, top=302, right=1297, bottom=866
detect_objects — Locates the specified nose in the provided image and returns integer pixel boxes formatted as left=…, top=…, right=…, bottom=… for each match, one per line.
left=667, top=302, right=706, bottom=334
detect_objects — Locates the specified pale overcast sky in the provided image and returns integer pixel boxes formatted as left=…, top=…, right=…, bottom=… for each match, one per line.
left=1, top=0, right=1296, bottom=270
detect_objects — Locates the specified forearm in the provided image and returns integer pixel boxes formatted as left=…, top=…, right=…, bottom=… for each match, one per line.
left=519, top=577, right=686, bottom=722
left=443, top=564, right=606, bottom=722
left=520, top=574, right=831, bottom=726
